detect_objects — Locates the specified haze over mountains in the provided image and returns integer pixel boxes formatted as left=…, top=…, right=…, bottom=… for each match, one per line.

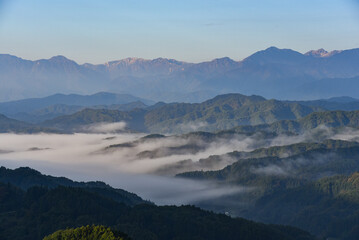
left=1, top=92, right=359, bottom=134
left=2, top=46, right=359, bottom=102
left=2, top=46, right=359, bottom=240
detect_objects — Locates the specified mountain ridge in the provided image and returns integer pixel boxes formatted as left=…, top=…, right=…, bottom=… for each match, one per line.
left=40, top=93, right=324, bottom=133
left=2, top=46, right=359, bottom=102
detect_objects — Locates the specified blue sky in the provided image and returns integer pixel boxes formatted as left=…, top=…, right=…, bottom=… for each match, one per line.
left=0, top=0, right=358, bottom=64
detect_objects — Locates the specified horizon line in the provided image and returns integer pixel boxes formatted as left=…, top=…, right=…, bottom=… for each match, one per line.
left=1, top=46, right=357, bottom=65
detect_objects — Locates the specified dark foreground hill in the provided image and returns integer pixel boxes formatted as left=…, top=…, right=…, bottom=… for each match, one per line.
left=0, top=166, right=147, bottom=206
left=0, top=167, right=315, bottom=240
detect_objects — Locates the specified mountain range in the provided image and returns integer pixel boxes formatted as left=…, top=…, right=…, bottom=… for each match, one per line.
left=1, top=46, right=359, bottom=102
left=38, top=93, right=324, bottom=133
left=2, top=92, right=359, bottom=134
left=39, top=94, right=359, bottom=134
left=0, top=92, right=151, bottom=123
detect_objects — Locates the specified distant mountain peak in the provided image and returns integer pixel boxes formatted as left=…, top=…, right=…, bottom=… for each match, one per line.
left=305, top=49, right=342, bottom=57
left=243, top=46, right=304, bottom=63
left=106, top=57, right=147, bottom=66
left=211, top=57, right=236, bottom=63
left=305, top=48, right=328, bottom=57
left=48, top=55, right=73, bottom=62
left=43, top=55, right=79, bottom=67
left=265, top=46, right=280, bottom=51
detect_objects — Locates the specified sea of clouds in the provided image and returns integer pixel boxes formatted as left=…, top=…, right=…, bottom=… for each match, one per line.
left=1, top=124, right=359, bottom=205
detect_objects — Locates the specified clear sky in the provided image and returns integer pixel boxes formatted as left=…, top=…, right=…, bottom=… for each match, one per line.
left=0, top=0, right=358, bottom=64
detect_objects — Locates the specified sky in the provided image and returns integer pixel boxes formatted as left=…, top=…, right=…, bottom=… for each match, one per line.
left=0, top=0, right=358, bottom=64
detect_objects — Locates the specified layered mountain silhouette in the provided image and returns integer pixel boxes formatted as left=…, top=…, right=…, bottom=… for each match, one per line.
left=40, top=93, right=324, bottom=133
left=0, top=92, right=151, bottom=123
left=2, top=92, right=359, bottom=134
left=1, top=46, right=359, bottom=102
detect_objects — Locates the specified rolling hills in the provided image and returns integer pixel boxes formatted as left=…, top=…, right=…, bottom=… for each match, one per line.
left=41, top=93, right=324, bottom=133
left=2, top=92, right=359, bottom=134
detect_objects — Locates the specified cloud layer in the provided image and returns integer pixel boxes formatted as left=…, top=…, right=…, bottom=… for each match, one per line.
left=1, top=126, right=358, bottom=205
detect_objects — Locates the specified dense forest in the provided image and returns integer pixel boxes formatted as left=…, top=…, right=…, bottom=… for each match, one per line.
left=43, top=225, right=130, bottom=240
left=0, top=167, right=315, bottom=240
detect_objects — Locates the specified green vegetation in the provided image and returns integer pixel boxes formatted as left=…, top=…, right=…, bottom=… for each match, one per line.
left=0, top=171, right=315, bottom=240
left=246, top=172, right=359, bottom=239
left=179, top=140, right=359, bottom=186
left=43, top=225, right=129, bottom=240
left=167, top=139, right=358, bottom=177
left=0, top=167, right=149, bottom=206
left=40, top=93, right=324, bottom=133
left=177, top=141, right=359, bottom=239
left=42, top=108, right=147, bottom=132
left=38, top=94, right=359, bottom=135
left=145, top=94, right=323, bottom=133
left=232, top=110, right=359, bottom=134
left=4, top=93, right=359, bottom=134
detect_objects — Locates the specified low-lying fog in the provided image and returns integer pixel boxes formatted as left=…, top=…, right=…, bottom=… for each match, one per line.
left=1, top=125, right=359, bottom=205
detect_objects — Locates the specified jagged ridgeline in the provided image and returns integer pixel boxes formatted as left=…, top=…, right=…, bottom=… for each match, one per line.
left=0, top=167, right=315, bottom=240
left=1, top=47, right=359, bottom=102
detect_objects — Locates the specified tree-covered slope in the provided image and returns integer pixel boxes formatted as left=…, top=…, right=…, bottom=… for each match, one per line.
left=245, top=172, right=359, bottom=240
left=43, top=225, right=130, bottom=240
left=232, top=110, right=359, bottom=134
left=41, top=93, right=323, bottom=133
left=178, top=141, right=359, bottom=188
left=42, top=108, right=147, bottom=132
left=144, top=93, right=322, bottom=133
left=0, top=167, right=148, bottom=206
left=177, top=142, right=359, bottom=239
left=0, top=180, right=315, bottom=240
left=162, top=139, right=359, bottom=176
left=7, top=94, right=359, bottom=134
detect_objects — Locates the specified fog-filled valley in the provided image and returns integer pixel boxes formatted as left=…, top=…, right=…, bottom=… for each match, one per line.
left=2, top=115, right=359, bottom=239
left=2, top=87, right=359, bottom=240
left=2, top=1, right=359, bottom=238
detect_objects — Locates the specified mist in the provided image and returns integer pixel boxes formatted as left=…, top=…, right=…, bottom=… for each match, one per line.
left=0, top=132, right=251, bottom=205
left=83, top=121, right=127, bottom=133
left=1, top=126, right=358, bottom=205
